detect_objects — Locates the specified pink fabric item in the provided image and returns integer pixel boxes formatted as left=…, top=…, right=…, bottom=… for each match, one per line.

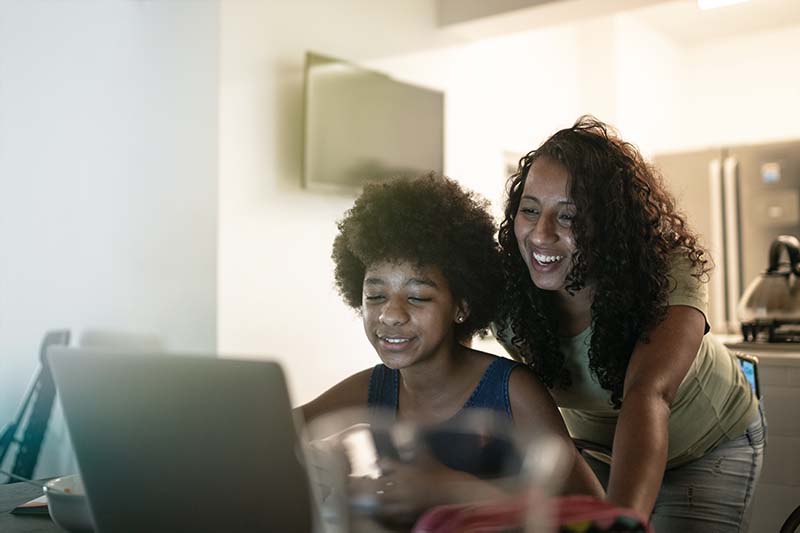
left=412, top=494, right=652, bottom=533
left=413, top=497, right=527, bottom=533
left=555, top=495, right=651, bottom=531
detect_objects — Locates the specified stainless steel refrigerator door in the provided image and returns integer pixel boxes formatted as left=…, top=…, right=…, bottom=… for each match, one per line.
left=654, top=149, right=728, bottom=333
left=727, top=140, right=800, bottom=310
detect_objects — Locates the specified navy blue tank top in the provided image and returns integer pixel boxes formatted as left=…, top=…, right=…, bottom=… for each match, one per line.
left=367, top=357, right=520, bottom=417
left=366, top=357, right=523, bottom=479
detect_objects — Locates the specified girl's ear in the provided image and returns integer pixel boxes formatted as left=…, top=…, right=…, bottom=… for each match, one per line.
left=455, top=300, right=470, bottom=324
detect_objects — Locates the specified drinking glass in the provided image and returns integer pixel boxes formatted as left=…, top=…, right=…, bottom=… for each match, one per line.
left=301, top=407, right=570, bottom=533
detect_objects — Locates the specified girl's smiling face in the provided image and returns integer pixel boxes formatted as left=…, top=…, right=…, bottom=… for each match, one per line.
left=362, top=260, right=466, bottom=370
left=514, top=156, right=578, bottom=294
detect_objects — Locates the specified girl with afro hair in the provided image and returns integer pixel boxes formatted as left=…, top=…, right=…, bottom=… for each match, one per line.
left=300, top=173, right=603, bottom=522
left=495, top=116, right=764, bottom=532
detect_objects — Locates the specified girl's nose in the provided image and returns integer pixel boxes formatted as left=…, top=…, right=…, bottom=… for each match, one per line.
left=379, top=301, right=409, bottom=326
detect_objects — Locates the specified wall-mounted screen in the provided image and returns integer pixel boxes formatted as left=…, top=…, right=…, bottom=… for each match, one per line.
left=302, top=52, right=444, bottom=193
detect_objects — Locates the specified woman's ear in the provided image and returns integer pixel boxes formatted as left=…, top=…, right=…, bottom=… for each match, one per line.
left=455, top=300, right=470, bottom=324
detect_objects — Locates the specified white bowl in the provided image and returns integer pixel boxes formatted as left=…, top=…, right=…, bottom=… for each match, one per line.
left=44, top=474, right=94, bottom=532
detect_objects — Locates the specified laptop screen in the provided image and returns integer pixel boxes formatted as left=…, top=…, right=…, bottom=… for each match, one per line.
left=47, top=348, right=314, bottom=532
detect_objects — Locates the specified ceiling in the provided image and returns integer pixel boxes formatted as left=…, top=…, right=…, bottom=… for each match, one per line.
left=438, top=0, right=800, bottom=45
left=438, top=0, right=666, bottom=26
left=631, top=0, right=800, bottom=45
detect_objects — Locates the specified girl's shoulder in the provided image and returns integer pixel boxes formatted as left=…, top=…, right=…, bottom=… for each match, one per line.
left=463, top=349, right=538, bottom=391
left=298, top=367, right=374, bottom=425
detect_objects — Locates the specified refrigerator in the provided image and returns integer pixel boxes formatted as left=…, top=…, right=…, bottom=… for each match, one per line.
left=654, top=139, right=800, bottom=334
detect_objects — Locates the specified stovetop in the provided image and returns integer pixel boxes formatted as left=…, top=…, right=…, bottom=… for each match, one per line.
left=740, top=320, right=800, bottom=343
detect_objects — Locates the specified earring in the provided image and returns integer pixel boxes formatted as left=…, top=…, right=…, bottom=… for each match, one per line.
left=456, top=315, right=464, bottom=323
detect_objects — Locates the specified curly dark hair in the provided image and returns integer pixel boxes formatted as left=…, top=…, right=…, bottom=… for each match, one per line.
left=333, top=173, right=504, bottom=342
left=496, top=116, right=710, bottom=408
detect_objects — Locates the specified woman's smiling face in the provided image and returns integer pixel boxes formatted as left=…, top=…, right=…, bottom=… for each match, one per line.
left=514, top=156, right=578, bottom=293
left=361, top=260, right=465, bottom=370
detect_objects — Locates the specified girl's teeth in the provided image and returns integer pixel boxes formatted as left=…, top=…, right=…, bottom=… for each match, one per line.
left=383, top=337, right=409, bottom=344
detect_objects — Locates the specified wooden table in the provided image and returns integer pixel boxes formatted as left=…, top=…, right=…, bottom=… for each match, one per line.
left=0, top=482, right=60, bottom=532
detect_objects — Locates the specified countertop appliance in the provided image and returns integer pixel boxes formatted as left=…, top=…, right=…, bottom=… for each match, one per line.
left=737, top=234, right=800, bottom=342
left=655, top=139, right=800, bottom=334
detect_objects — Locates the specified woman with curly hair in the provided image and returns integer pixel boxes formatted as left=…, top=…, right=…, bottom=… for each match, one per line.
left=300, top=173, right=603, bottom=522
left=495, top=116, right=764, bottom=531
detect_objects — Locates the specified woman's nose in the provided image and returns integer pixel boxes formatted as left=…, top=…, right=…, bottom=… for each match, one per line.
left=379, top=301, right=409, bottom=326
left=531, top=215, right=558, bottom=246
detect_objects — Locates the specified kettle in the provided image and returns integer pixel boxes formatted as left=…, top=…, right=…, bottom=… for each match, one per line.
left=737, top=235, right=800, bottom=324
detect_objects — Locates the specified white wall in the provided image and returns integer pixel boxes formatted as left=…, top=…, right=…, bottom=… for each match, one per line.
left=612, top=13, right=688, bottom=154
left=374, top=12, right=800, bottom=171
left=675, top=23, right=800, bottom=149
left=367, top=25, right=585, bottom=215
left=0, top=0, right=219, bottom=477
left=611, top=16, right=800, bottom=155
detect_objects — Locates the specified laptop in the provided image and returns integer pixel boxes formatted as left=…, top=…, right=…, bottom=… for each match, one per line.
left=47, top=347, right=315, bottom=532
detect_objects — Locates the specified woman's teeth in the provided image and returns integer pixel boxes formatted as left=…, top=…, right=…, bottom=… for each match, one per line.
left=533, top=252, right=564, bottom=265
left=381, top=336, right=411, bottom=344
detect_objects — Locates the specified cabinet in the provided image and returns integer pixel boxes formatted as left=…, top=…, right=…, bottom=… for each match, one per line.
left=726, top=342, right=800, bottom=533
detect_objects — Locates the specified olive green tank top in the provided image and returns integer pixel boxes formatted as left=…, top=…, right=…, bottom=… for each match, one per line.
left=501, top=255, right=758, bottom=468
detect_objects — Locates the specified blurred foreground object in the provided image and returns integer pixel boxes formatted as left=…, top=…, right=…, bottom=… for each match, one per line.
left=303, top=407, right=570, bottom=533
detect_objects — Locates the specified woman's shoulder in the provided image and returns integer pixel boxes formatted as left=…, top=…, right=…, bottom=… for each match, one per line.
left=667, top=249, right=704, bottom=277
left=666, top=249, right=709, bottom=320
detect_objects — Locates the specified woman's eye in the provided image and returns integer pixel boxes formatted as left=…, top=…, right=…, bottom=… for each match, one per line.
left=364, top=295, right=385, bottom=302
left=559, top=212, right=575, bottom=225
left=408, top=296, right=431, bottom=303
left=520, top=207, right=539, bottom=216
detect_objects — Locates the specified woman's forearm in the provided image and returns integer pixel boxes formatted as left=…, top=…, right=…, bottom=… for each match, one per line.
left=606, top=390, right=670, bottom=517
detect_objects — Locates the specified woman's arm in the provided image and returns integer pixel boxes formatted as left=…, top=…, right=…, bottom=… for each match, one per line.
left=606, top=305, right=705, bottom=516
left=508, top=365, right=605, bottom=498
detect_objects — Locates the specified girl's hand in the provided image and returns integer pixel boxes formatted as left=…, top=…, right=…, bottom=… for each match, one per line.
left=349, top=453, right=507, bottom=527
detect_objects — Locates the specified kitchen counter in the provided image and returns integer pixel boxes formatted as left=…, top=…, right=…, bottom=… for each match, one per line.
left=726, top=340, right=800, bottom=361
left=719, top=334, right=800, bottom=533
